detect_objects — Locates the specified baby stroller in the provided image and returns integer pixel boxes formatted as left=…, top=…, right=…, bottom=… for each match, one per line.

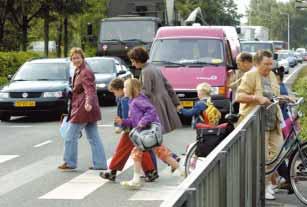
left=184, top=101, right=239, bottom=176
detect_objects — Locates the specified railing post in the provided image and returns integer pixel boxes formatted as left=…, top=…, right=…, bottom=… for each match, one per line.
left=219, top=151, right=227, bottom=207
left=259, top=109, right=266, bottom=207
left=239, top=129, right=247, bottom=207
left=185, top=188, right=196, bottom=207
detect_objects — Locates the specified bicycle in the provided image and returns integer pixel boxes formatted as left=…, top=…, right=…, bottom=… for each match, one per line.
left=264, top=96, right=307, bottom=204
left=184, top=108, right=239, bottom=176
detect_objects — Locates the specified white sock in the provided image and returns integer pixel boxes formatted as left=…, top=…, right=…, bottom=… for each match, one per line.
left=132, top=172, right=141, bottom=183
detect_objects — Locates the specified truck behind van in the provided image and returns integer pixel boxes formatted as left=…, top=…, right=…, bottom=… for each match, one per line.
left=149, top=26, right=238, bottom=113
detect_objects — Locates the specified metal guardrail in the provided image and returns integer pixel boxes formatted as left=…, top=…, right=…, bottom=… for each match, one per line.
left=161, top=106, right=266, bottom=207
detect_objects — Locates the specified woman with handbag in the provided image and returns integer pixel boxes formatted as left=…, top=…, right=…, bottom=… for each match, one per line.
left=114, top=78, right=184, bottom=189
left=58, top=47, right=107, bottom=171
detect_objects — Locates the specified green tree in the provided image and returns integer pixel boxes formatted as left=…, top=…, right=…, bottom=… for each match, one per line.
left=176, top=0, right=241, bottom=25
left=248, top=0, right=307, bottom=48
left=7, top=0, right=45, bottom=51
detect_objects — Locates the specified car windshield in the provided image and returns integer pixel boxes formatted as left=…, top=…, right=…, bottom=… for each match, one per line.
left=278, top=53, right=288, bottom=60
left=150, top=39, right=224, bottom=65
left=100, top=20, right=156, bottom=43
left=241, top=43, right=273, bottom=53
left=273, top=42, right=284, bottom=51
left=86, top=59, right=116, bottom=74
left=13, top=62, right=68, bottom=81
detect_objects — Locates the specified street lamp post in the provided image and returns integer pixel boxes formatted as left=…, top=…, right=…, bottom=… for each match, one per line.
left=280, top=12, right=290, bottom=50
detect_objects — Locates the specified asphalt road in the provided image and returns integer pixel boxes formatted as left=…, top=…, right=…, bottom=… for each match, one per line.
left=0, top=63, right=305, bottom=207
left=0, top=101, right=195, bottom=207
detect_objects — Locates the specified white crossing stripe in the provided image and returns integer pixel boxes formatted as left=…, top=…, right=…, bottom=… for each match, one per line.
left=97, top=124, right=113, bottom=127
left=128, top=167, right=185, bottom=201
left=0, top=125, right=32, bottom=128
left=0, top=156, right=60, bottom=196
left=0, top=155, right=19, bottom=164
left=34, top=140, right=52, bottom=148
left=39, top=157, right=133, bottom=200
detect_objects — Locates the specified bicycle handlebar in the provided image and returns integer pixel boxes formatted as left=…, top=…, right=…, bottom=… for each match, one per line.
left=266, top=96, right=304, bottom=110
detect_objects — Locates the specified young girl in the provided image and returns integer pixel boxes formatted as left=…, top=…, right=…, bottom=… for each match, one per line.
left=114, top=78, right=184, bottom=189
left=100, top=78, right=158, bottom=182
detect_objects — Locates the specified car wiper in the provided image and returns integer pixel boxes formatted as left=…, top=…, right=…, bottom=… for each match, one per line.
left=122, top=39, right=146, bottom=44
left=12, top=79, right=27, bottom=81
left=36, top=78, right=50, bottom=81
left=184, top=61, right=222, bottom=66
left=102, top=39, right=124, bottom=44
left=151, top=60, right=185, bottom=67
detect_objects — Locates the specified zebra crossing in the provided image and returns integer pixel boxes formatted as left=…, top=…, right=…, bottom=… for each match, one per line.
left=0, top=153, right=185, bottom=206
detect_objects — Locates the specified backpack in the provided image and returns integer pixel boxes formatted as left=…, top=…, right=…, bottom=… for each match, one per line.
left=200, top=98, right=222, bottom=126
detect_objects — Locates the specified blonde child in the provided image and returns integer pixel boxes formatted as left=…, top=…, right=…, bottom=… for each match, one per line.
left=179, top=82, right=212, bottom=128
left=114, top=78, right=184, bottom=189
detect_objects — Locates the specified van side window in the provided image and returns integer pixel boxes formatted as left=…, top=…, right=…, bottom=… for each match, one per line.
left=225, top=41, right=233, bottom=66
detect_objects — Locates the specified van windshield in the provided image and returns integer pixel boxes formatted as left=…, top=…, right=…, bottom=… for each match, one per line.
left=99, top=21, right=156, bottom=43
left=150, top=39, right=224, bottom=65
left=241, top=42, right=273, bottom=53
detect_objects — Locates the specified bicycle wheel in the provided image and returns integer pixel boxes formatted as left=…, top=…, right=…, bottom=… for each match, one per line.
left=289, top=143, right=307, bottom=205
left=184, top=141, right=208, bottom=176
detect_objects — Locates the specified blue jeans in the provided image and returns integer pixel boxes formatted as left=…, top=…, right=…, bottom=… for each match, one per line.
left=63, top=122, right=107, bottom=169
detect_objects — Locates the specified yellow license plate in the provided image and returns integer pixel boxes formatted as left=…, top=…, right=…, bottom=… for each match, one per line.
left=14, top=101, right=36, bottom=107
left=180, top=101, right=194, bottom=107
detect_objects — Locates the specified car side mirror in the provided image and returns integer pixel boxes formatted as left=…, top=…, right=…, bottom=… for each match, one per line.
left=7, top=74, right=12, bottom=80
left=273, top=53, right=278, bottom=60
left=87, top=22, right=93, bottom=36
left=226, top=64, right=235, bottom=70
left=235, top=26, right=241, bottom=34
left=117, top=70, right=126, bottom=76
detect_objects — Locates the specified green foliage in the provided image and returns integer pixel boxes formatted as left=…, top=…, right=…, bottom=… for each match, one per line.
left=292, top=67, right=307, bottom=140
left=0, top=51, right=41, bottom=85
left=176, top=0, right=241, bottom=25
left=248, top=0, right=307, bottom=48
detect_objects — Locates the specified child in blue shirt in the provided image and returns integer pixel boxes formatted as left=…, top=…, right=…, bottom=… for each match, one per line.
left=179, top=82, right=212, bottom=128
left=114, top=92, right=129, bottom=133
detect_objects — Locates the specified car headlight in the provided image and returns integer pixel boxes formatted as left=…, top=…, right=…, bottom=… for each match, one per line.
left=0, top=92, right=9, bottom=98
left=96, top=83, right=107, bottom=88
left=43, top=91, right=63, bottom=98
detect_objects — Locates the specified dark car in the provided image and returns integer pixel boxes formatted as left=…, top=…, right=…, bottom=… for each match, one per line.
left=0, top=58, right=71, bottom=121
left=84, top=57, right=133, bottom=103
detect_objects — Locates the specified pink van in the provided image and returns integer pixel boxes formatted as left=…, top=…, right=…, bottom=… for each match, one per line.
left=149, top=26, right=239, bottom=112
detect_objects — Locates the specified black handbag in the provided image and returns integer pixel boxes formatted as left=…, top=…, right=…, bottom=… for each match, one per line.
left=195, top=124, right=233, bottom=157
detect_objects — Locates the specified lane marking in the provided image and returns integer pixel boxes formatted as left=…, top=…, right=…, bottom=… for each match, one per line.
left=34, top=140, right=52, bottom=148
left=97, top=124, right=113, bottom=127
left=0, top=125, right=32, bottom=128
left=0, top=155, right=19, bottom=164
left=39, top=157, right=133, bottom=200
left=0, top=156, right=60, bottom=196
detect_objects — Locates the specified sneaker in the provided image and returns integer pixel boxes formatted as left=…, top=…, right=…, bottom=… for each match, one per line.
left=173, top=167, right=186, bottom=177
left=120, top=180, right=142, bottom=190
left=99, top=171, right=116, bottom=181
left=144, top=170, right=159, bottom=182
left=171, top=157, right=181, bottom=173
left=88, top=167, right=107, bottom=170
left=265, top=191, right=275, bottom=200
left=267, top=184, right=275, bottom=195
left=58, top=163, right=76, bottom=171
